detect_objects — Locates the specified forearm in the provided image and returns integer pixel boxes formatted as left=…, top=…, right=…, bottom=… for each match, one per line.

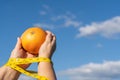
left=38, top=62, right=57, bottom=80
left=0, top=66, right=20, bottom=80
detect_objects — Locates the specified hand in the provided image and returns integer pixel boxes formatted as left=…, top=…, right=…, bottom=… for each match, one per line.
left=10, top=37, right=36, bottom=69
left=38, top=31, right=56, bottom=59
left=38, top=31, right=57, bottom=80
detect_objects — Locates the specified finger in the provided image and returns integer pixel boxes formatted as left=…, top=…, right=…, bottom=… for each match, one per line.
left=45, top=31, right=53, bottom=43
left=51, top=35, right=56, bottom=45
left=14, top=37, right=22, bottom=50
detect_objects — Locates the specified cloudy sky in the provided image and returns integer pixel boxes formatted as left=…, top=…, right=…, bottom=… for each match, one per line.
left=0, top=0, right=120, bottom=80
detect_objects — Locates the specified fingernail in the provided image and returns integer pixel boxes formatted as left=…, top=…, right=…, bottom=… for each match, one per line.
left=17, top=37, right=19, bottom=40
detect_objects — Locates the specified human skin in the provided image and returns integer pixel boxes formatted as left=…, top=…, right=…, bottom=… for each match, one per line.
left=0, top=31, right=57, bottom=80
left=38, top=31, right=57, bottom=80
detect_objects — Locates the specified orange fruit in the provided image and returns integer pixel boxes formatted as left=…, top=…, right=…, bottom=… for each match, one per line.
left=21, top=27, right=46, bottom=55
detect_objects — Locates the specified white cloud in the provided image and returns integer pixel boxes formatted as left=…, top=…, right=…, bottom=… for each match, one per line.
left=33, top=23, right=54, bottom=29
left=18, top=75, right=35, bottom=80
left=77, top=16, right=120, bottom=38
left=40, top=11, right=47, bottom=15
left=40, top=4, right=51, bottom=16
left=39, top=4, right=81, bottom=29
left=58, top=61, right=120, bottom=80
left=35, top=11, right=81, bottom=29
left=51, top=13, right=81, bottom=27
left=64, top=19, right=81, bottom=27
left=42, top=4, right=50, bottom=10
left=96, top=43, right=103, bottom=48
left=39, top=5, right=120, bottom=39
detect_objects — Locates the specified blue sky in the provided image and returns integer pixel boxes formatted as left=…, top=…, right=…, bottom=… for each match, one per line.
left=1, top=0, right=120, bottom=80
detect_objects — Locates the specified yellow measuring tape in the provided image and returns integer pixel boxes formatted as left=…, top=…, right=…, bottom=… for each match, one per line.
left=5, top=57, right=51, bottom=80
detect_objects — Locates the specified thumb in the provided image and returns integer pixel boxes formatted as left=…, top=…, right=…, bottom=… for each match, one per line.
left=14, top=37, right=22, bottom=50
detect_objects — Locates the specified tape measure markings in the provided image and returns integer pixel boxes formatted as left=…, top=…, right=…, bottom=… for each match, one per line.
left=5, top=57, right=50, bottom=80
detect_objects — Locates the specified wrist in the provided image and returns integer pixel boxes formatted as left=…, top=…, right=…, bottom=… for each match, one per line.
left=5, top=66, right=20, bottom=73
left=0, top=66, right=20, bottom=80
left=37, top=57, right=53, bottom=66
left=38, top=54, right=52, bottom=59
